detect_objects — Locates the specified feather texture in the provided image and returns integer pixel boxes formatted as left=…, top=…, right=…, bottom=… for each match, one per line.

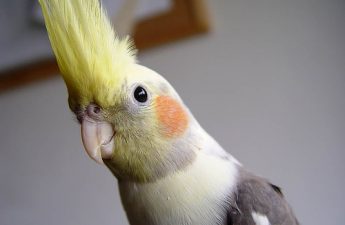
left=39, top=0, right=136, bottom=107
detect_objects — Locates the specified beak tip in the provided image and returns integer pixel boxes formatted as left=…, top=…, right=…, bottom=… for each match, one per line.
left=81, top=117, right=114, bottom=165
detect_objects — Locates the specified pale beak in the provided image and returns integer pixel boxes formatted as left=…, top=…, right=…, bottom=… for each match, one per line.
left=81, top=117, right=115, bottom=164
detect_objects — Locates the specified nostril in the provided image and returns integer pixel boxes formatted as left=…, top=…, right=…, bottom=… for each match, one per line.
left=93, top=106, right=101, bottom=114
left=86, top=104, right=102, bottom=119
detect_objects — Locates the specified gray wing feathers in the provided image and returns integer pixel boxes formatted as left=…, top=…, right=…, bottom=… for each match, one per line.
left=227, top=170, right=299, bottom=225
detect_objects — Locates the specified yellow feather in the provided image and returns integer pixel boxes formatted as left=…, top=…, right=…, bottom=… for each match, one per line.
left=39, top=0, right=136, bottom=107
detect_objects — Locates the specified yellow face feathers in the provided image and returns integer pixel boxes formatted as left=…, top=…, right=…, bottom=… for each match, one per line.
left=39, top=0, right=136, bottom=107
left=39, top=1, right=196, bottom=182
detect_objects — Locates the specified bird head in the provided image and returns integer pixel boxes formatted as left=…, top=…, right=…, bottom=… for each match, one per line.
left=39, top=0, right=198, bottom=182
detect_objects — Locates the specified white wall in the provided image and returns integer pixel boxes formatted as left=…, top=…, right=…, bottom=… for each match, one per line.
left=1, top=0, right=344, bottom=225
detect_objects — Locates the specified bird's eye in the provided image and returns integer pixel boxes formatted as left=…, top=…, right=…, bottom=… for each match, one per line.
left=133, top=86, right=148, bottom=103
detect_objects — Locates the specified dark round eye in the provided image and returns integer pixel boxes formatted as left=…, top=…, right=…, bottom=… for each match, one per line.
left=134, top=86, right=148, bottom=103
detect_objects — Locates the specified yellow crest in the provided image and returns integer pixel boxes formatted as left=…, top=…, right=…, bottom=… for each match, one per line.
left=39, top=0, right=136, bottom=107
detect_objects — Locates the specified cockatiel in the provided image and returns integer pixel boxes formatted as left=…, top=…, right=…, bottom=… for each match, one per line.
left=39, top=0, right=299, bottom=224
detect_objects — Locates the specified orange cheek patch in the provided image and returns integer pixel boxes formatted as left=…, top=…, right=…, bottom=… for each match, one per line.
left=155, top=96, right=189, bottom=138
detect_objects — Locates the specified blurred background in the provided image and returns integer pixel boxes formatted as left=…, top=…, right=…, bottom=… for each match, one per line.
left=0, top=0, right=344, bottom=225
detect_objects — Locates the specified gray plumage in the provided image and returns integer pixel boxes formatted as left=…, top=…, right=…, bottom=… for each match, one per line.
left=226, top=168, right=299, bottom=225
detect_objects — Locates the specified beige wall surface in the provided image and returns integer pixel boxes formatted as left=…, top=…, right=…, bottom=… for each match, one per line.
left=1, top=0, right=344, bottom=225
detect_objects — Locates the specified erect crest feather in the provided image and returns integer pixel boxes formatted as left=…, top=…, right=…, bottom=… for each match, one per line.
left=39, top=0, right=136, bottom=107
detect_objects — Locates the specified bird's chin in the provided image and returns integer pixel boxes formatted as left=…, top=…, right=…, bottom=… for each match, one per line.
left=81, top=117, right=115, bottom=164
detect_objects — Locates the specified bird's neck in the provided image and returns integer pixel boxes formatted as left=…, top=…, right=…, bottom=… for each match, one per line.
left=118, top=132, right=240, bottom=225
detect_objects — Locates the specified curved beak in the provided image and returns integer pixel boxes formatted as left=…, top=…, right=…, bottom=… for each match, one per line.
left=81, top=117, right=115, bottom=164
